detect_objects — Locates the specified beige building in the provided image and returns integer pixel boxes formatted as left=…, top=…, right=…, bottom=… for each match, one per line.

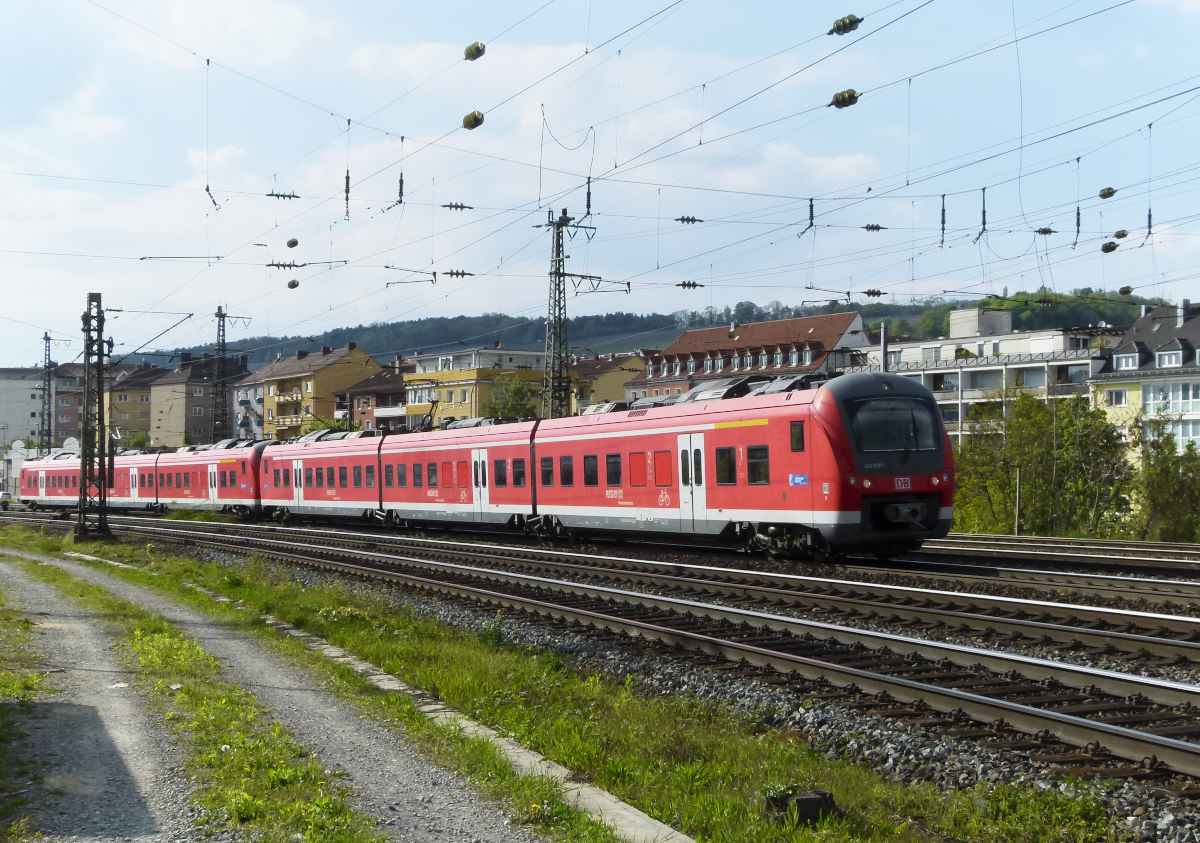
left=403, top=348, right=558, bottom=427
left=249, top=344, right=381, bottom=440
left=104, top=364, right=167, bottom=443
left=570, top=352, right=651, bottom=412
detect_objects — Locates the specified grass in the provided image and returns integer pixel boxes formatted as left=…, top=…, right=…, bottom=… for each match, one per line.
left=0, top=525, right=1122, bottom=843
left=0, top=574, right=48, bottom=842
left=162, top=509, right=238, bottom=523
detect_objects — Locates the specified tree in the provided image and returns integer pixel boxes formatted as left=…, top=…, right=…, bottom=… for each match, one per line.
left=481, top=378, right=536, bottom=418
left=299, top=417, right=360, bottom=435
left=953, top=392, right=1132, bottom=537
left=1130, top=417, right=1200, bottom=542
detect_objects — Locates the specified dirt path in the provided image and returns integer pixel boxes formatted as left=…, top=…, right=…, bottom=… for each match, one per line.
left=0, top=559, right=199, bottom=843
left=0, top=549, right=545, bottom=843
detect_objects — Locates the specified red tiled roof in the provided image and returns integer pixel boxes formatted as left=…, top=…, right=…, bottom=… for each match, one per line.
left=661, top=312, right=860, bottom=357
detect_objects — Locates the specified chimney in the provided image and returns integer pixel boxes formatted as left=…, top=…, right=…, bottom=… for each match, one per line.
left=347, top=342, right=357, bottom=351
left=297, top=350, right=309, bottom=360
left=1181, top=300, right=1192, bottom=327
left=1141, top=305, right=1149, bottom=317
left=880, top=322, right=889, bottom=373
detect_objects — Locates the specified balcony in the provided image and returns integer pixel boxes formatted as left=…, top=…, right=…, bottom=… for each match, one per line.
left=277, top=393, right=302, bottom=404
left=237, top=399, right=251, bottom=406
left=333, top=410, right=348, bottom=420
left=274, top=415, right=302, bottom=427
left=374, top=406, right=407, bottom=419
left=1048, top=382, right=1087, bottom=396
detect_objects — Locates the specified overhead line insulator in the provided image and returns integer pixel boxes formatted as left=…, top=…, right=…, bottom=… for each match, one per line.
left=863, top=224, right=884, bottom=232
left=828, top=15, right=863, bottom=35
left=1114, top=229, right=1128, bottom=239
left=464, top=41, right=486, bottom=61
left=1101, top=241, right=1119, bottom=253
left=829, top=89, right=860, bottom=109
left=676, top=281, right=704, bottom=289
left=675, top=215, right=702, bottom=224
left=1099, top=187, right=1116, bottom=199
left=463, top=111, right=485, bottom=130
left=442, top=202, right=474, bottom=211
left=863, top=289, right=883, bottom=297
left=1036, top=227, right=1055, bottom=236
left=444, top=270, right=475, bottom=278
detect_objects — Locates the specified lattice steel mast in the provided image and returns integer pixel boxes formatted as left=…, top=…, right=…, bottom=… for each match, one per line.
left=75, top=293, right=111, bottom=539
left=38, top=332, right=52, bottom=456
left=539, top=208, right=599, bottom=419
left=214, top=306, right=229, bottom=441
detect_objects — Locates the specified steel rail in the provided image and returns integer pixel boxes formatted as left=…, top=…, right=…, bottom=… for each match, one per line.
left=7, top=513, right=1200, bottom=657
left=109, top=522, right=1200, bottom=778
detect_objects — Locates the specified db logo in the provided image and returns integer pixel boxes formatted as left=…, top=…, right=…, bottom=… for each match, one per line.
left=894, top=476, right=912, bottom=490
left=657, top=489, right=671, bottom=507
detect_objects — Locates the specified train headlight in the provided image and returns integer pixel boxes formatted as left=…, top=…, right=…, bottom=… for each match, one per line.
left=849, top=476, right=857, bottom=486
left=861, top=478, right=872, bottom=489
left=943, top=472, right=951, bottom=482
left=931, top=475, right=940, bottom=486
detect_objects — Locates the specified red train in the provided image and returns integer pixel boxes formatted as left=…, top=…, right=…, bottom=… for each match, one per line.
left=17, top=373, right=954, bottom=558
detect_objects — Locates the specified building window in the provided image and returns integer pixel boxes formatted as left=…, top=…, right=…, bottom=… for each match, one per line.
left=803, top=349, right=813, bottom=365
left=774, top=351, right=783, bottom=367
left=58, top=414, right=70, bottom=423
left=703, top=359, right=712, bottom=373
left=461, top=389, right=469, bottom=404
left=743, top=354, right=753, bottom=369
left=193, top=426, right=205, bottom=437
left=192, top=387, right=204, bottom=397
left=268, top=384, right=276, bottom=396
left=117, top=394, right=129, bottom=402
left=758, top=353, right=768, bottom=368
left=59, top=398, right=70, bottom=406
left=192, top=406, right=204, bottom=416
left=1158, top=351, right=1183, bottom=368
left=789, top=350, right=798, bottom=366
left=267, top=409, right=274, bottom=420
left=687, top=359, right=696, bottom=374
left=672, top=361, right=681, bottom=376
left=1114, top=354, right=1138, bottom=371
left=140, top=395, right=150, bottom=402
left=305, top=380, right=313, bottom=393
left=1105, top=389, right=1127, bottom=407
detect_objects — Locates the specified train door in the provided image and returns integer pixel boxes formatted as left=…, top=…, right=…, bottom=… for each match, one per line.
left=292, top=460, right=304, bottom=509
left=37, top=471, right=46, bottom=502
left=207, top=464, right=218, bottom=507
left=676, top=433, right=707, bottom=533
left=470, top=448, right=489, bottom=522
left=787, top=419, right=813, bottom=520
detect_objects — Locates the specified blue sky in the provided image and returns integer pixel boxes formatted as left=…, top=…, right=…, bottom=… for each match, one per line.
left=2, top=0, right=1199, bottom=365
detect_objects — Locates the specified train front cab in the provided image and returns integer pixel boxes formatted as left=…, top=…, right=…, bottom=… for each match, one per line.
left=811, top=372, right=954, bottom=554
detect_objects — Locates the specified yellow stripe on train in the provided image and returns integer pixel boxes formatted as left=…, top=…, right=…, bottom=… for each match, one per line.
left=713, top=418, right=768, bottom=429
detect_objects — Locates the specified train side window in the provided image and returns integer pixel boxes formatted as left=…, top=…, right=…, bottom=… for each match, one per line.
left=583, top=455, right=598, bottom=487
left=428, top=463, right=439, bottom=488
left=177, top=472, right=183, bottom=488
left=560, top=456, right=574, bottom=487
left=413, top=463, right=423, bottom=488
left=512, top=458, right=526, bottom=488
left=693, top=449, right=702, bottom=486
left=456, top=461, right=468, bottom=488
left=295, top=468, right=302, bottom=488
left=326, top=467, right=335, bottom=488
left=158, top=473, right=164, bottom=487
left=790, top=421, right=805, bottom=452
left=472, top=461, right=479, bottom=488
left=305, top=468, right=313, bottom=488
left=274, top=468, right=281, bottom=487
left=653, top=451, right=672, bottom=486
left=316, top=467, right=325, bottom=488
left=384, top=465, right=394, bottom=488
left=493, top=459, right=507, bottom=487
left=283, top=469, right=290, bottom=488
left=366, top=466, right=376, bottom=488
left=747, top=446, right=770, bottom=485
left=629, top=453, right=646, bottom=487
left=353, top=466, right=363, bottom=488
left=338, top=466, right=348, bottom=488
left=680, top=450, right=690, bottom=486
left=540, top=457, right=554, bottom=487
left=715, top=448, right=737, bottom=485
left=72, top=476, right=77, bottom=488
left=183, top=473, right=190, bottom=489
left=606, top=454, right=622, bottom=486
left=241, top=460, right=247, bottom=475
left=166, top=473, right=172, bottom=489
left=396, top=464, right=407, bottom=487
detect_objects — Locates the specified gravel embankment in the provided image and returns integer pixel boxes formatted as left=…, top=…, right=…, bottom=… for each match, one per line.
left=217, top=549, right=1200, bottom=843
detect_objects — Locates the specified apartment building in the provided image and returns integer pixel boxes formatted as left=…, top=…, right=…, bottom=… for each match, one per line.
left=403, top=348, right=547, bottom=427
left=104, top=364, right=167, bottom=443
left=251, top=344, right=381, bottom=440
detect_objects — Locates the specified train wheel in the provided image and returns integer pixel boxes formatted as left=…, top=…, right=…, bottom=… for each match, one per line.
left=27, top=502, right=37, bottom=512
left=0, top=501, right=7, bottom=511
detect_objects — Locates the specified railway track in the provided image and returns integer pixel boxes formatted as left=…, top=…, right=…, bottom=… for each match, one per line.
left=10, top=513, right=1200, bottom=783
left=921, top=533, right=1200, bottom=578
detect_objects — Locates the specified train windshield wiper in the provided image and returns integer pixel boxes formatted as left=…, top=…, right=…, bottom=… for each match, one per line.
left=899, top=408, right=918, bottom=465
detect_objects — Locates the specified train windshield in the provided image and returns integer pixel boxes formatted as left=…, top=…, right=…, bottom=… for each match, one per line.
left=844, top=396, right=941, bottom=453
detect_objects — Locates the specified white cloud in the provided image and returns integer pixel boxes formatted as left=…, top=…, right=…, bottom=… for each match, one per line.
left=43, top=82, right=124, bottom=142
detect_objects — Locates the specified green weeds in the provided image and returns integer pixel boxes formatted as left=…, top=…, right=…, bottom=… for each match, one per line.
left=0, top=525, right=1120, bottom=843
